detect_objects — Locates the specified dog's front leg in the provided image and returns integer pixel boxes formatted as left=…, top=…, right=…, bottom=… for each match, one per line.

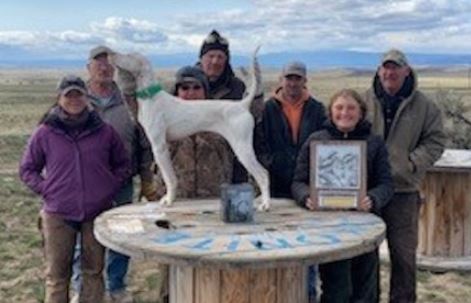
left=152, top=142, right=177, bottom=206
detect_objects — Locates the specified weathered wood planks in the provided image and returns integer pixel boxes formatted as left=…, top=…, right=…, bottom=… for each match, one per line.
left=417, top=149, right=471, bottom=272
left=94, top=198, right=385, bottom=302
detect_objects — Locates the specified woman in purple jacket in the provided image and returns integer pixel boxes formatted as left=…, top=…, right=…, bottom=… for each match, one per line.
left=19, top=75, right=130, bottom=303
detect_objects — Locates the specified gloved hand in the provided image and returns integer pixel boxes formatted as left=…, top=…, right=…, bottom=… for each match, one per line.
left=139, top=180, right=158, bottom=202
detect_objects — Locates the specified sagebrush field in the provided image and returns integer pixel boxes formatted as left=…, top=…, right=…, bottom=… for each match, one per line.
left=1, top=67, right=470, bottom=302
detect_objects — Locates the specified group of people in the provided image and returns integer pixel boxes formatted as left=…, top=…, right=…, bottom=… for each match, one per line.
left=19, top=29, right=446, bottom=303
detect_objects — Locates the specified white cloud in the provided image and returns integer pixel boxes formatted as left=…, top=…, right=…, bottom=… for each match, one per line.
left=0, top=30, right=102, bottom=47
left=169, top=0, right=471, bottom=54
left=0, top=31, right=43, bottom=46
left=91, top=17, right=167, bottom=44
left=1, top=1, right=471, bottom=59
left=54, top=31, right=103, bottom=45
left=0, top=17, right=172, bottom=59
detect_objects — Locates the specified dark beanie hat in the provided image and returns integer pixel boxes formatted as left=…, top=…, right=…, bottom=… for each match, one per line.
left=199, top=30, right=230, bottom=58
left=173, top=66, right=209, bottom=97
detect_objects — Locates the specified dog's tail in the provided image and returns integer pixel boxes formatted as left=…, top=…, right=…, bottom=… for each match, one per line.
left=241, top=45, right=261, bottom=109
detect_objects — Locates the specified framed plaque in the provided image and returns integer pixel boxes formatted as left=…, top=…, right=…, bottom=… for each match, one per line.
left=309, top=140, right=366, bottom=209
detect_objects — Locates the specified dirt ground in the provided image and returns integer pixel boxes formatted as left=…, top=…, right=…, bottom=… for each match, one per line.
left=1, top=68, right=470, bottom=302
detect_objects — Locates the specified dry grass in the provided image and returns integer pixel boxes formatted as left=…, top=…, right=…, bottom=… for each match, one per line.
left=1, top=68, right=470, bottom=303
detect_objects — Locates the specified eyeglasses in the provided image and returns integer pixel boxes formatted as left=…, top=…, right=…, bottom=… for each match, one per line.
left=180, top=84, right=203, bottom=91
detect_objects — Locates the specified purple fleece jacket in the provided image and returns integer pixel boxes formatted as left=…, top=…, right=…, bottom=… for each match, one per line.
left=19, top=110, right=131, bottom=221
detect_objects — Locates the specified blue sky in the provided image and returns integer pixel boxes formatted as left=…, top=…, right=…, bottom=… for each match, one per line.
left=1, top=0, right=471, bottom=60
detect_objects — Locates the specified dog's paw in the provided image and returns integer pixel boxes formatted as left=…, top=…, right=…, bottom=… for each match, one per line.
left=158, top=194, right=173, bottom=207
left=257, top=200, right=270, bottom=212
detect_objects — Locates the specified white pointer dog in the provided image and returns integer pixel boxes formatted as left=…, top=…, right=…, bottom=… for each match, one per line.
left=109, top=47, right=270, bottom=210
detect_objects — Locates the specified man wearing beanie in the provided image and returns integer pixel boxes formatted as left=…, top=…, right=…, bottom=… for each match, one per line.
left=197, top=30, right=264, bottom=184
left=198, top=30, right=245, bottom=100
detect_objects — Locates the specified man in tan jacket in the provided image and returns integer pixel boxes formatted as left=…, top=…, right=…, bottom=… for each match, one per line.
left=365, top=49, right=446, bottom=303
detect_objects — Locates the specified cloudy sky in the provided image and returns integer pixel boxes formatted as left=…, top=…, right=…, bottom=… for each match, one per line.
left=1, top=0, right=471, bottom=60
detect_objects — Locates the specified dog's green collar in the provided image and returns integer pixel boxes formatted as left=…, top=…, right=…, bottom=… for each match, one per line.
left=136, top=84, right=163, bottom=99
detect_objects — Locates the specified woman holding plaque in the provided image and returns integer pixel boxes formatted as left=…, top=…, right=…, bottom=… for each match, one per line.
left=292, top=88, right=393, bottom=303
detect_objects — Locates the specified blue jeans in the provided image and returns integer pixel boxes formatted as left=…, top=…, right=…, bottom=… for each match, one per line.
left=71, top=180, right=134, bottom=294
left=308, top=265, right=318, bottom=302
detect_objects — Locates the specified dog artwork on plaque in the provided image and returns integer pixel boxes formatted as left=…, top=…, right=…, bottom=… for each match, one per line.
left=309, top=140, right=367, bottom=209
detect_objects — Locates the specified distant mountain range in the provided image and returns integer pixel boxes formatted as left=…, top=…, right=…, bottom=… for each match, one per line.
left=1, top=50, right=471, bottom=70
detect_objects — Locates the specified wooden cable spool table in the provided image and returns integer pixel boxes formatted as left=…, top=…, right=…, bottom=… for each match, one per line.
left=94, top=198, right=385, bottom=303
left=418, top=149, right=471, bottom=272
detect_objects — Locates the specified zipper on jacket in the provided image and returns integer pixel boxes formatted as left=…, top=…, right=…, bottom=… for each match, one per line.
left=74, top=140, right=86, bottom=221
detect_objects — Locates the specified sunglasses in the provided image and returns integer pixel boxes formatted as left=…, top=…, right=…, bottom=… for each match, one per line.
left=284, top=74, right=304, bottom=81
left=180, top=84, right=203, bottom=91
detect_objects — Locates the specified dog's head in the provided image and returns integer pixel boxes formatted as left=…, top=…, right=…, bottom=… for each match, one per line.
left=108, top=52, right=154, bottom=93
left=108, top=52, right=148, bottom=76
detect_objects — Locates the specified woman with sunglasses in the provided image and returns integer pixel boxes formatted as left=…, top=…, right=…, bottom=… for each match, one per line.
left=173, top=65, right=209, bottom=100
left=154, top=65, right=233, bottom=199
left=19, top=75, right=130, bottom=303
left=154, top=66, right=235, bottom=302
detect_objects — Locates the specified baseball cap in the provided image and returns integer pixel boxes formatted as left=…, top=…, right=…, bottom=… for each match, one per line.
left=57, top=75, right=87, bottom=96
left=173, top=66, right=209, bottom=96
left=282, top=61, right=307, bottom=78
left=89, top=45, right=114, bottom=60
left=381, top=49, right=409, bottom=67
